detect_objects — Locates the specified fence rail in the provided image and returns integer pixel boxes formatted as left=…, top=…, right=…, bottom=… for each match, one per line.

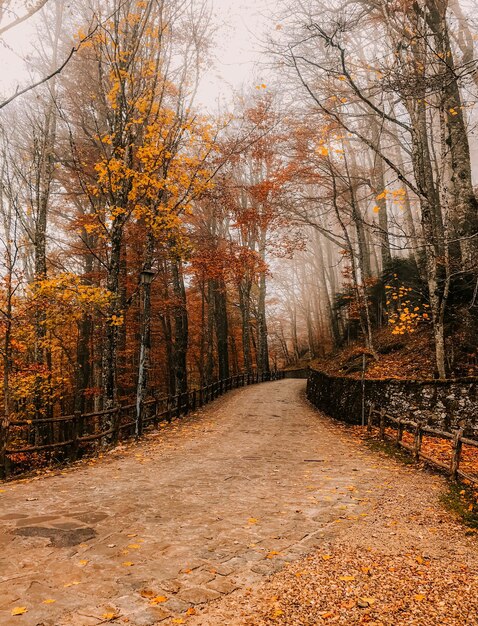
left=366, top=405, right=478, bottom=485
left=1, top=370, right=285, bottom=479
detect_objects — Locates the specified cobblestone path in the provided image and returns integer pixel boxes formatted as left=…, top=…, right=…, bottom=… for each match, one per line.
left=1, top=379, right=474, bottom=626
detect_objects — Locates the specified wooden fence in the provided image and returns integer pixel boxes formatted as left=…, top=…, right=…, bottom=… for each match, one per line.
left=366, top=404, right=478, bottom=485
left=1, top=370, right=285, bottom=479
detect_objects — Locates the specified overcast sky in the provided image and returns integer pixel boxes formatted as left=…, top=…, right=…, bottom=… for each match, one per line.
left=197, top=0, right=274, bottom=108
left=0, top=0, right=275, bottom=111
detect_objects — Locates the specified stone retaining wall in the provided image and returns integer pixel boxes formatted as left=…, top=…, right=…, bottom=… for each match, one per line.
left=306, top=369, right=478, bottom=438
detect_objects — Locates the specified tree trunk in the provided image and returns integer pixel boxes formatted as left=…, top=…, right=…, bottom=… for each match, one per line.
left=213, top=277, right=229, bottom=380
left=171, top=257, right=188, bottom=395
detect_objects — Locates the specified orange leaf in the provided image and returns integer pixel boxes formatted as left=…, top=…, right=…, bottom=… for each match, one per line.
left=149, top=596, right=167, bottom=605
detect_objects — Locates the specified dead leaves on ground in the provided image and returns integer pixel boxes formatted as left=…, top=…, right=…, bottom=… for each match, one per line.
left=241, top=545, right=478, bottom=625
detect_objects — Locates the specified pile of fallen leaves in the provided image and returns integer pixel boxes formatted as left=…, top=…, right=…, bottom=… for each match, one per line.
left=236, top=545, right=478, bottom=625
left=311, top=326, right=478, bottom=380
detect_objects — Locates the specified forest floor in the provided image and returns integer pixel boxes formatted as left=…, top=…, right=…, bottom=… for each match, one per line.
left=310, top=326, right=478, bottom=380
left=1, top=380, right=477, bottom=626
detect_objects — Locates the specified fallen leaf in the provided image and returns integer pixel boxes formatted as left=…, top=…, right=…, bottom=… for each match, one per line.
left=128, top=544, right=140, bottom=549
left=11, top=607, right=28, bottom=616
left=172, top=620, right=185, bottom=625
left=358, top=597, right=376, bottom=608
left=63, top=581, right=80, bottom=588
left=266, top=551, right=281, bottom=559
left=186, top=608, right=197, bottom=616
left=78, top=559, right=89, bottom=566
left=248, top=518, right=259, bottom=524
left=42, top=599, right=56, bottom=604
left=413, top=594, right=426, bottom=602
left=122, top=561, right=134, bottom=567
left=339, top=575, right=355, bottom=582
left=102, top=612, right=119, bottom=620
left=149, top=596, right=167, bottom=605
left=321, top=554, right=333, bottom=560
left=342, top=599, right=356, bottom=609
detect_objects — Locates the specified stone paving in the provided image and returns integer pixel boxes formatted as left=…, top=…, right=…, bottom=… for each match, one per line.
left=0, top=379, right=426, bottom=625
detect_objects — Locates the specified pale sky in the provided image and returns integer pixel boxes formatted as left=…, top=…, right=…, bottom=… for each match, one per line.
left=197, top=0, right=273, bottom=109
left=0, top=0, right=275, bottom=111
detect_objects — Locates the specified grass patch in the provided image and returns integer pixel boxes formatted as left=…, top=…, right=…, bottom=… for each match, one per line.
left=440, top=481, right=478, bottom=531
left=361, top=433, right=478, bottom=534
left=365, top=437, right=415, bottom=465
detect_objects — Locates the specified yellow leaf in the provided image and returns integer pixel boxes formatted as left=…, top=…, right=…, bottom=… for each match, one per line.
left=321, top=554, right=333, bottom=560
left=42, top=599, right=56, bottom=604
left=102, top=613, right=119, bottom=620
left=339, top=575, right=355, bottom=581
left=413, top=594, right=426, bottom=601
left=128, top=544, right=140, bottom=549
left=272, top=608, right=284, bottom=618
left=149, top=596, right=167, bottom=605
left=172, top=620, right=185, bottom=625
left=122, top=561, right=134, bottom=567
left=186, top=607, right=197, bottom=616
left=79, top=559, right=89, bottom=566
left=11, top=607, right=27, bottom=616
left=373, top=205, right=380, bottom=213
left=248, top=518, right=259, bottom=524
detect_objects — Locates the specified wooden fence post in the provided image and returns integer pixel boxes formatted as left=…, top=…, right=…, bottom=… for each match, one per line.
left=70, top=411, right=81, bottom=461
left=379, top=409, right=386, bottom=440
left=367, top=404, right=374, bottom=434
left=113, top=406, right=121, bottom=445
left=396, top=419, right=404, bottom=445
left=413, top=422, right=423, bottom=461
left=0, top=415, right=11, bottom=479
left=451, top=428, right=464, bottom=479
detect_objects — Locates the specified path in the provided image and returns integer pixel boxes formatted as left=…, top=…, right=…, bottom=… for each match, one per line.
left=0, top=380, right=477, bottom=626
